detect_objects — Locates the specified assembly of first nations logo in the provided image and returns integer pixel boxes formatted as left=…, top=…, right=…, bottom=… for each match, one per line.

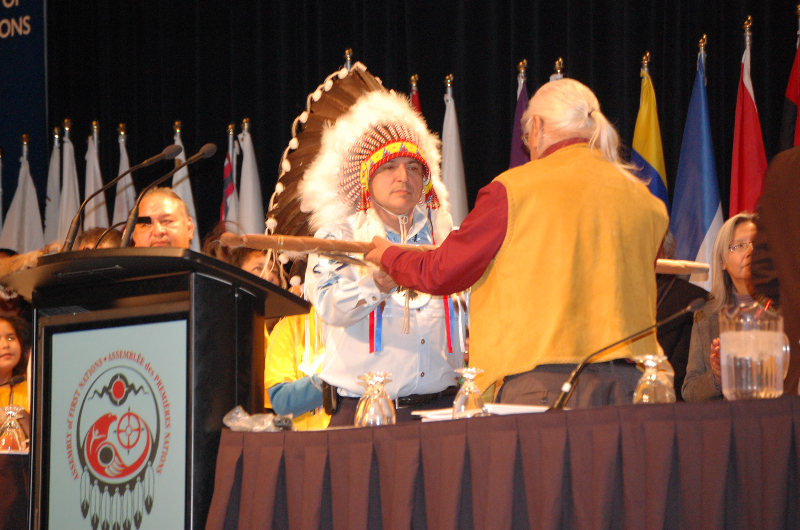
left=66, top=351, right=173, bottom=530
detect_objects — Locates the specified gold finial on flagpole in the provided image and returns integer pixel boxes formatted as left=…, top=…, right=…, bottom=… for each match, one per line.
left=228, top=124, right=235, bottom=136
left=444, top=73, right=454, bottom=97
left=344, top=48, right=353, bottom=71
left=410, top=74, right=419, bottom=89
left=53, top=127, right=60, bottom=141
left=22, top=134, right=29, bottom=161
left=699, top=34, right=707, bottom=51
left=554, top=57, right=564, bottom=75
left=64, top=119, right=71, bottom=140
left=242, top=117, right=250, bottom=133
left=174, top=121, right=182, bottom=134
left=117, top=123, right=126, bottom=136
left=21, top=134, right=28, bottom=146
left=92, top=120, right=99, bottom=133
left=0, top=147, right=3, bottom=159
left=743, top=15, right=753, bottom=48
left=641, top=51, right=651, bottom=73
left=517, top=59, right=528, bottom=83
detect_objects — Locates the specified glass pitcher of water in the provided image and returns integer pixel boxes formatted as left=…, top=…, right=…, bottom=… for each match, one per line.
left=719, top=302, right=790, bottom=400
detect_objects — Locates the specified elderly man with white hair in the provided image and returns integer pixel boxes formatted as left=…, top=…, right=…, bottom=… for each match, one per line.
left=367, top=78, right=669, bottom=408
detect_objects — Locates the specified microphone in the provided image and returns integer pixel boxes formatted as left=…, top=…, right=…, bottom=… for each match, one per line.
left=119, top=143, right=217, bottom=247
left=62, top=144, right=183, bottom=251
left=0, top=374, right=25, bottom=387
left=549, top=297, right=707, bottom=411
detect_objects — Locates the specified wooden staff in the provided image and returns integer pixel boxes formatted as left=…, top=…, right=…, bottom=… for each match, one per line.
left=220, top=232, right=432, bottom=254
left=220, top=232, right=710, bottom=275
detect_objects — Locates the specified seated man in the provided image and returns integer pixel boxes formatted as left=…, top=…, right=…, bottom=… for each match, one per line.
left=132, top=187, right=195, bottom=249
left=299, top=90, right=463, bottom=426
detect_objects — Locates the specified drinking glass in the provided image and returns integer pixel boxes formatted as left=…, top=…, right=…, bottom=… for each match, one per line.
left=354, top=372, right=396, bottom=427
left=632, top=355, right=676, bottom=404
left=452, top=367, right=489, bottom=419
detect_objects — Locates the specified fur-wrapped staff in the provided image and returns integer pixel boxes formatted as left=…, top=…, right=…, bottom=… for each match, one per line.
left=220, top=232, right=708, bottom=276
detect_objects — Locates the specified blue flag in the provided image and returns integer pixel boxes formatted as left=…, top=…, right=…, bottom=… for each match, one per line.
left=669, top=52, right=723, bottom=290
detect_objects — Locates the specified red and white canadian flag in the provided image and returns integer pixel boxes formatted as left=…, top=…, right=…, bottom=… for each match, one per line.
left=730, top=42, right=767, bottom=216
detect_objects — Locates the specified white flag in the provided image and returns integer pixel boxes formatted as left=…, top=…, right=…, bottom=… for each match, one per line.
left=112, top=135, right=136, bottom=225
left=171, top=133, right=200, bottom=251
left=0, top=155, right=44, bottom=252
left=43, top=138, right=60, bottom=242
left=57, top=137, right=80, bottom=242
left=237, top=130, right=265, bottom=234
left=441, top=93, right=468, bottom=226
left=83, top=136, right=109, bottom=230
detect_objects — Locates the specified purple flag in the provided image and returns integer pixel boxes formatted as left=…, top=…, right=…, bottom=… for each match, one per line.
left=509, top=78, right=529, bottom=168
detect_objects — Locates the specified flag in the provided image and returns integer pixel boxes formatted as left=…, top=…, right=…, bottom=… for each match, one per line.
left=670, top=52, right=723, bottom=291
left=631, top=69, right=669, bottom=209
left=43, top=135, right=60, bottom=242
left=171, top=132, right=201, bottom=251
left=83, top=135, right=109, bottom=230
left=441, top=92, right=468, bottom=226
left=509, top=73, right=529, bottom=168
left=779, top=29, right=800, bottom=151
left=220, top=134, right=239, bottom=226
left=56, top=135, right=80, bottom=242
left=730, top=43, right=767, bottom=216
left=0, top=154, right=44, bottom=252
left=112, top=134, right=136, bottom=225
left=237, top=128, right=265, bottom=234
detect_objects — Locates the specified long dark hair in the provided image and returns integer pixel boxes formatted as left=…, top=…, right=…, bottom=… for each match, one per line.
left=0, top=316, right=32, bottom=378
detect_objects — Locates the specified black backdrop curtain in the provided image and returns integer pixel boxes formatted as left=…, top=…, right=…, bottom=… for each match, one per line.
left=41, top=0, right=797, bottom=241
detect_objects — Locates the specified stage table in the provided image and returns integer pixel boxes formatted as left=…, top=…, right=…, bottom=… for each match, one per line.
left=205, top=397, right=800, bottom=530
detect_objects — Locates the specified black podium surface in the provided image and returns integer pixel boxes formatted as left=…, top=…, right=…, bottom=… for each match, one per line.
left=1, top=248, right=309, bottom=530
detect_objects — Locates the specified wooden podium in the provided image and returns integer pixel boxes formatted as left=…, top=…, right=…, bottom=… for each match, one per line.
left=1, top=248, right=309, bottom=530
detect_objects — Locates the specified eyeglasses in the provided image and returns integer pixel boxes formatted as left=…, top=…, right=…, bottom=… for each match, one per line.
left=728, top=241, right=754, bottom=253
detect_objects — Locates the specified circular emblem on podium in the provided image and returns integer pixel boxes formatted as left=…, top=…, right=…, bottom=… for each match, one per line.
left=75, top=366, right=160, bottom=529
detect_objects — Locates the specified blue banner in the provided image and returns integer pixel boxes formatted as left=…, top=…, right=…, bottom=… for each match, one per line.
left=0, top=0, right=47, bottom=215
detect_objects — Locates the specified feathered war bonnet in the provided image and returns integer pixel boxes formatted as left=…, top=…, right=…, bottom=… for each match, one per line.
left=265, top=61, right=451, bottom=284
left=299, top=87, right=451, bottom=244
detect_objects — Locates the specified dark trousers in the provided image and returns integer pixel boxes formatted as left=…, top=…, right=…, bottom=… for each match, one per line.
left=497, top=361, right=642, bottom=408
left=328, top=393, right=457, bottom=427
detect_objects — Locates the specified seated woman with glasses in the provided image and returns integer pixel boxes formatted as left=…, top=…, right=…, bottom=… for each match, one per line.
left=682, top=212, right=761, bottom=402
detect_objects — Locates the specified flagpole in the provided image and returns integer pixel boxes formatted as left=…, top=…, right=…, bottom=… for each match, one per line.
left=21, top=134, right=28, bottom=162
left=344, top=48, right=353, bottom=71
left=64, top=118, right=71, bottom=142
left=551, top=58, right=564, bottom=82
left=517, top=59, right=527, bottom=95
left=445, top=73, right=453, bottom=97
left=641, top=51, right=650, bottom=74
left=228, top=123, right=236, bottom=193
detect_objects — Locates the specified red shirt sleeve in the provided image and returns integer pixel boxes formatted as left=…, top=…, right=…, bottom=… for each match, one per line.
left=380, top=181, right=508, bottom=295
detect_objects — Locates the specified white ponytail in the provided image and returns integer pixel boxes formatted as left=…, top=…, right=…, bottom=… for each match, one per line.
left=522, top=79, right=638, bottom=182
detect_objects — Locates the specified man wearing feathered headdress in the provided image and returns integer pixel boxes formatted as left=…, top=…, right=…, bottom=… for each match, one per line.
left=300, top=89, right=463, bottom=426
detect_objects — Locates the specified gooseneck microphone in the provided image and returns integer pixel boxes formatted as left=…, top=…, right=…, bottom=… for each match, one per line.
left=119, top=143, right=216, bottom=247
left=62, top=144, right=183, bottom=251
left=549, top=297, right=707, bottom=411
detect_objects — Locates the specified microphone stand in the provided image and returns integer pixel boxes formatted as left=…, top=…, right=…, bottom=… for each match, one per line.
left=549, top=298, right=707, bottom=411
left=62, top=144, right=183, bottom=252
